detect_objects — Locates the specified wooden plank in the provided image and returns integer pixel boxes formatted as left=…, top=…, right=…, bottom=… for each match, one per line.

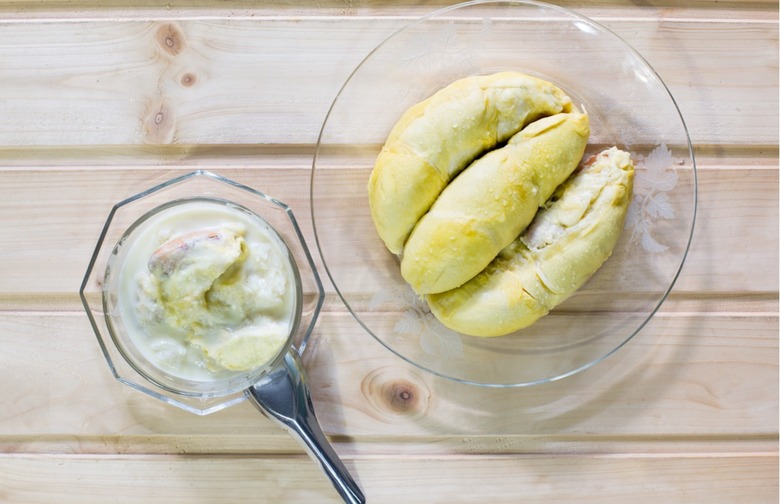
left=308, top=165, right=778, bottom=297
left=0, top=18, right=774, bottom=147
left=0, top=453, right=776, bottom=504
left=0, top=0, right=776, bottom=19
left=0, top=311, right=774, bottom=454
left=310, top=312, right=778, bottom=440
left=0, top=166, right=774, bottom=298
left=0, top=141, right=774, bottom=170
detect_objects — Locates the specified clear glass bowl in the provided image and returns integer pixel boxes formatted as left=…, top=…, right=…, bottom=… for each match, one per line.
left=80, top=171, right=324, bottom=414
left=311, top=0, right=697, bottom=387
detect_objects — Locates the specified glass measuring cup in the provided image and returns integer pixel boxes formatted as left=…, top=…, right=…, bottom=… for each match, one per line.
left=80, top=171, right=364, bottom=504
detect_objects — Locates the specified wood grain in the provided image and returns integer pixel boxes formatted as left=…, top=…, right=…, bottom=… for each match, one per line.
left=0, top=0, right=776, bottom=19
left=0, top=166, right=775, bottom=299
left=0, top=17, right=775, bottom=148
left=0, top=453, right=776, bottom=504
left=0, top=1, right=776, bottom=502
left=0, top=311, right=775, bottom=454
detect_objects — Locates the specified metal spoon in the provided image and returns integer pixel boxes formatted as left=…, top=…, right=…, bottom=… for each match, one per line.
left=247, top=350, right=366, bottom=504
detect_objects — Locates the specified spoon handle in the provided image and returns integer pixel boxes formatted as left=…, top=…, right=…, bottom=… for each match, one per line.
left=247, top=351, right=365, bottom=504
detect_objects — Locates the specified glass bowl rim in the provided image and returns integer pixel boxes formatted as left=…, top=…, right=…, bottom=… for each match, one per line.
left=80, top=170, right=327, bottom=411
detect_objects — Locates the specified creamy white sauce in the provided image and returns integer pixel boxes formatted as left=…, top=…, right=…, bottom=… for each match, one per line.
left=115, top=200, right=296, bottom=382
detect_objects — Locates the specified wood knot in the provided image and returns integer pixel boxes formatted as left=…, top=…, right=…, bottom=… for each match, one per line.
left=385, top=381, right=418, bottom=413
left=361, top=368, right=432, bottom=421
left=180, top=72, right=197, bottom=87
left=155, top=23, right=185, bottom=56
left=142, top=99, right=175, bottom=144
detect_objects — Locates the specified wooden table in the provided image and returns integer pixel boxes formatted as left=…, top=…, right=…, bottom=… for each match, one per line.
left=1, top=1, right=777, bottom=502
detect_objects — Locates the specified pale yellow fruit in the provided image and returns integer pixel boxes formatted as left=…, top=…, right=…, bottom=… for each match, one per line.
left=401, top=111, right=590, bottom=294
left=427, top=147, right=635, bottom=337
left=368, top=71, right=573, bottom=254
left=148, top=228, right=246, bottom=300
left=208, top=324, right=289, bottom=371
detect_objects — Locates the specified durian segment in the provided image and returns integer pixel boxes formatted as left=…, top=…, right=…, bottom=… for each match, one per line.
left=148, top=227, right=247, bottom=305
left=401, top=111, right=590, bottom=295
left=368, top=71, right=573, bottom=254
left=141, top=225, right=293, bottom=372
left=205, top=322, right=290, bottom=371
left=427, top=147, right=635, bottom=337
